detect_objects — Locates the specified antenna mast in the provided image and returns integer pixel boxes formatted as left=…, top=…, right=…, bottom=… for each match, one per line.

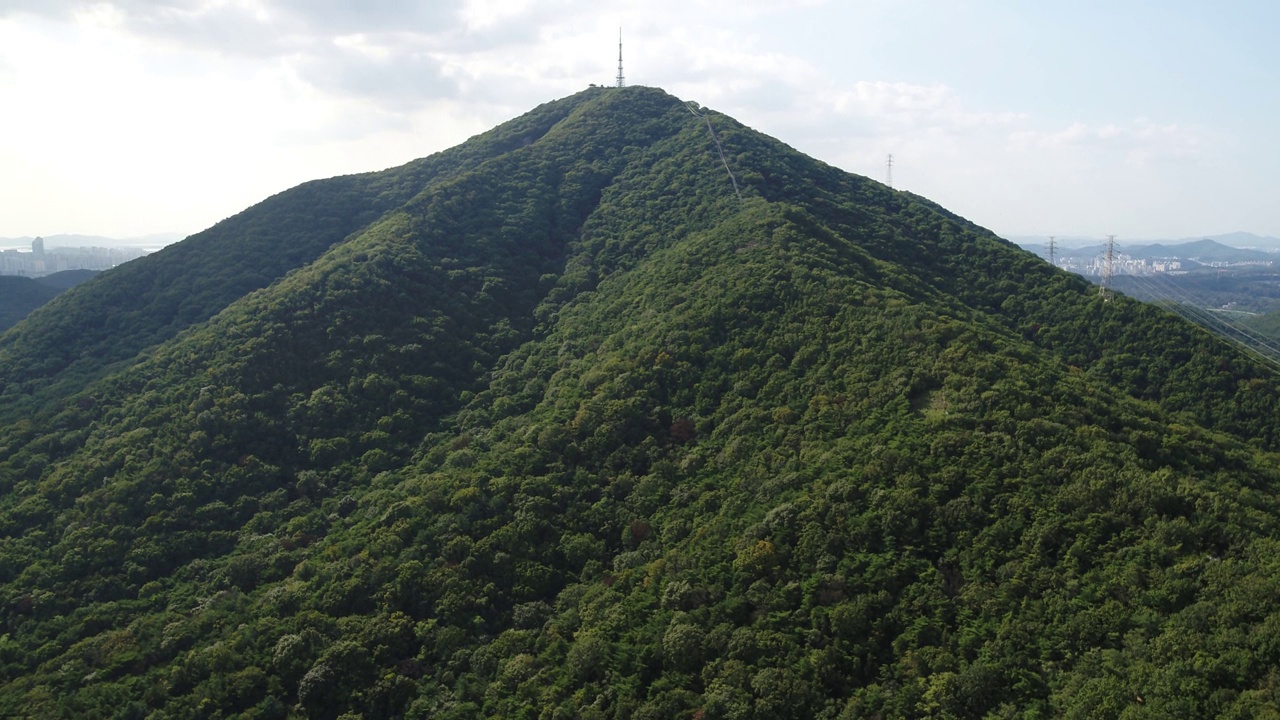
left=1047, top=235, right=1057, bottom=267
left=886, top=153, right=894, bottom=188
left=616, top=28, right=625, bottom=88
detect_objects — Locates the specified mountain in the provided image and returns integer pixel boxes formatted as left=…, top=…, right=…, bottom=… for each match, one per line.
left=0, top=278, right=60, bottom=333
left=1186, top=232, right=1280, bottom=251
left=26, top=268, right=98, bottom=292
left=1, top=86, right=1280, bottom=718
left=1127, top=239, right=1274, bottom=263
left=0, top=270, right=98, bottom=333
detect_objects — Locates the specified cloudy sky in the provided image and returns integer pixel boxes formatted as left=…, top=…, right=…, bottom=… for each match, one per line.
left=2, top=0, right=1277, bottom=243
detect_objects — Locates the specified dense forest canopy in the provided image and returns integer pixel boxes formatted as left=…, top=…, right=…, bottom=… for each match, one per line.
left=0, top=86, right=1278, bottom=718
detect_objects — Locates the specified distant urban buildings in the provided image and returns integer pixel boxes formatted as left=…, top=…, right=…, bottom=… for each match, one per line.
left=0, top=237, right=148, bottom=278
left=1054, top=254, right=1274, bottom=277
left=1055, top=254, right=1185, bottom=276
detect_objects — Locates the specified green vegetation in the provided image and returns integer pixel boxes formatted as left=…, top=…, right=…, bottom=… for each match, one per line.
left=1244, top=309, right=1280, bottom=342
left=0, top=86, right=1278, bottom=718
left=0, top=91, right=601, bottom=419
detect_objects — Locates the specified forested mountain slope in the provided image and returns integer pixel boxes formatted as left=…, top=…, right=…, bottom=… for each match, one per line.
left=0, top=86, right=1278, bottom=718
left=0, top=91, right=595, bottom=419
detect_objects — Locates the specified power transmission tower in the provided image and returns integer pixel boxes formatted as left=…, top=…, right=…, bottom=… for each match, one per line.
left=616, top=28, right=625, bottom=88
left=886, top=153, right=893, bottom=188
left=1100, top=234, right=1116, bottom=301
left=1047, top=236, right=1057, bottom=267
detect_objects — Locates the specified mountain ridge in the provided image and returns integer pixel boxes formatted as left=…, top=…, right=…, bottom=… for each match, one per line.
left=0, top=89, right=618, bottom=418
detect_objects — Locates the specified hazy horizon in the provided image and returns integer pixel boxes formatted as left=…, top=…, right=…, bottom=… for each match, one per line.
left=8, top=230, right=1280, bottom=256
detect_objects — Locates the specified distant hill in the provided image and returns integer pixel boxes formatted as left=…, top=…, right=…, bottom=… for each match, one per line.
left=30, top=268, right=96, bottom=291
left=0, top=278, right=59, bottom=332
left=0, top=270, right=98, bottom=333
left=2, top=86, right=1280, bottom=718
left=1126, top=239, right=1275, bottom=263
left=1189, top=231, right=1280, bottom=251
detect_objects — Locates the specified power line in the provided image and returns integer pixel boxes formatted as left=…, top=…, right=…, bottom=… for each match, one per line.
left=1121, top=274, right=1269, bottom=366
left=683, top=101, right=742, bottom=203
left=1118, top=271, right=1280, bottom=371
left=1142, top=274, right=1280, bottom=358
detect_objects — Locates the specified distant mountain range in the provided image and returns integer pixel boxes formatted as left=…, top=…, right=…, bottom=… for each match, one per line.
left=1017, top=236, right=1279, bottom=265
left=0, top=232, right=184, bottom=250
left=1198, top=231, right=1280, bottom=250
left=1011, top=232, right=1280, bottom=253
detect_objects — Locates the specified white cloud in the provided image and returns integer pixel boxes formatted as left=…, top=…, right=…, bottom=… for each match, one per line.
left=1008, top=118, right=1206, bottom=167
left=0, top=13, right=487, bottom=236
left=0, top=1, right=1272, bottom=239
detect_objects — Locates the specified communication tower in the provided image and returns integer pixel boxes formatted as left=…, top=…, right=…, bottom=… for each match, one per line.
left=886, top=154, right=894, bottom=188
left=616, top=28, right=625, bottom=88
left=1100, top=234, right=1116, bottom=300
left=1047, top=236, right=1056, bottom=267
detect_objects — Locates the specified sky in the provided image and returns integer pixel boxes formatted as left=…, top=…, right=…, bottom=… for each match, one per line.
left=1, top=0, right=1278, bottom=244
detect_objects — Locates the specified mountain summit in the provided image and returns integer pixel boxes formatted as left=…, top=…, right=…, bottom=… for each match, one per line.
left=1, top=86, right=1279, bottom=718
